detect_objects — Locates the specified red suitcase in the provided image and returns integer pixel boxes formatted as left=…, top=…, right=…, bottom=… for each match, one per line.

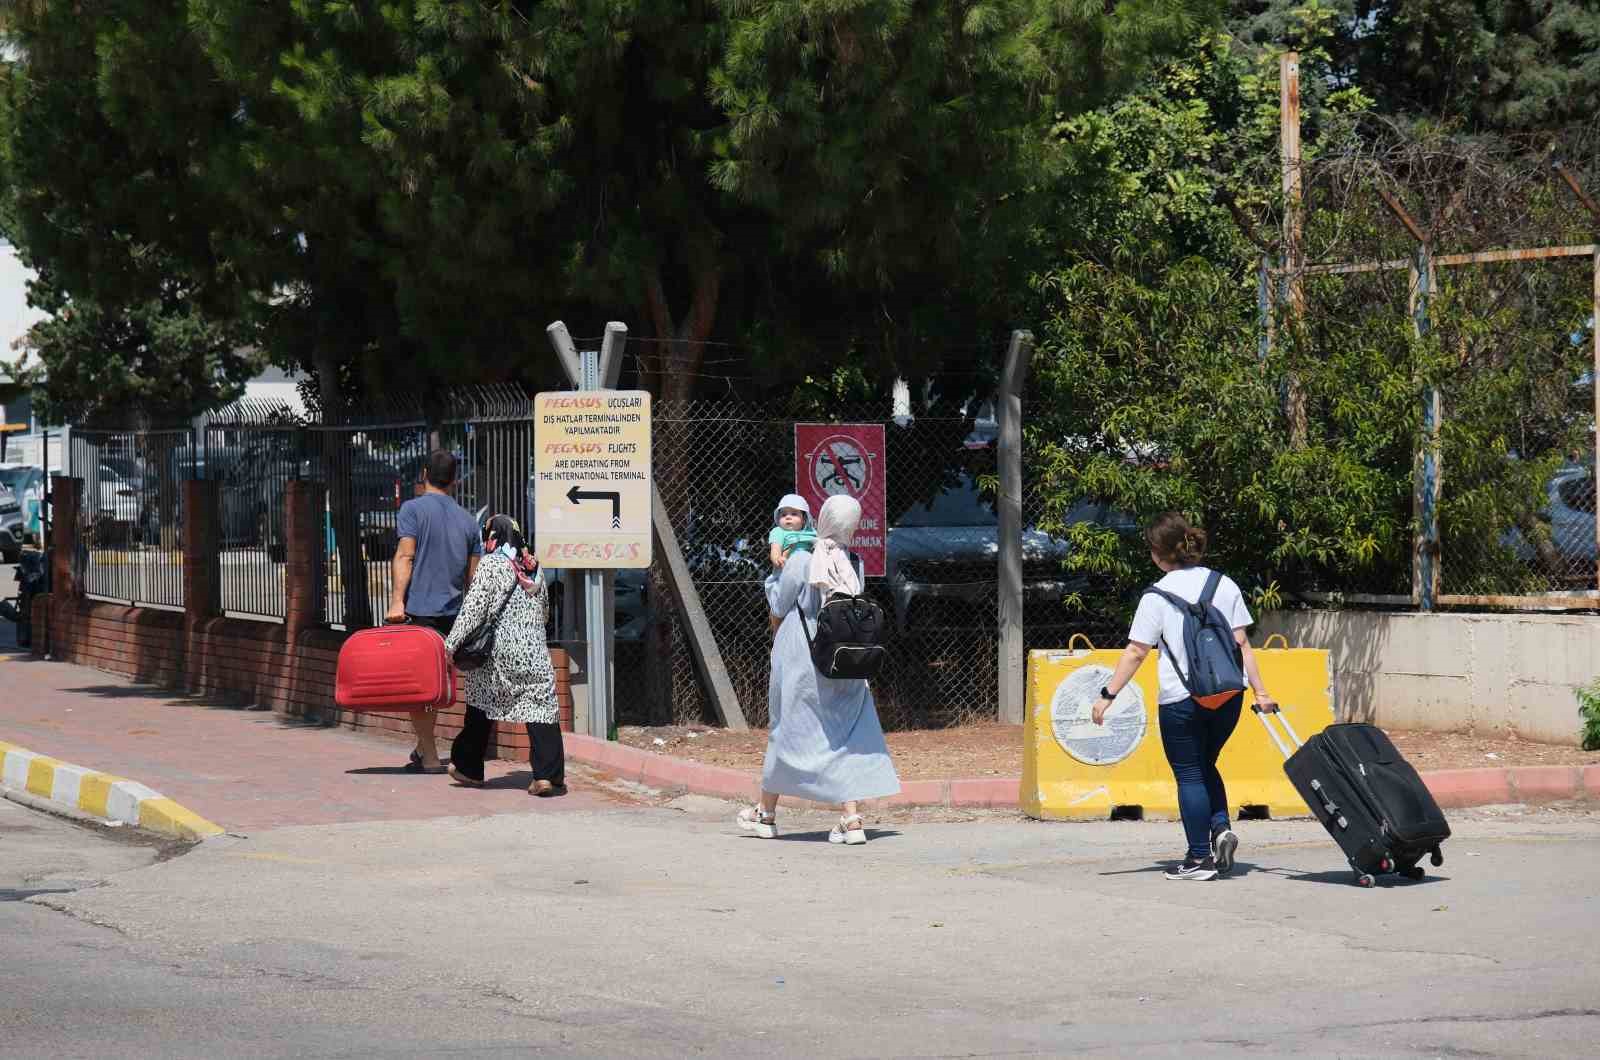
left=335, top=623, right=456, bottom=711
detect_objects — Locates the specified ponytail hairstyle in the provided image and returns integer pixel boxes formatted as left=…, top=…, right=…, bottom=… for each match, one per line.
left=1145, top=512, right=1207, bottom=567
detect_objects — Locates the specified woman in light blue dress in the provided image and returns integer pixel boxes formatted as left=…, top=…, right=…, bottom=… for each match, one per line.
left=738, top=495, right=900, bottom=845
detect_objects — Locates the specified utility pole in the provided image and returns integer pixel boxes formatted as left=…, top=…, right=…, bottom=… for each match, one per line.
left=997, top=330, right=1032, bottom=724
left=1280, top=51, right=1308, bottom=448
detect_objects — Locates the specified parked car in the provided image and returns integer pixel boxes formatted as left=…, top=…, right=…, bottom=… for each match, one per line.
left=1504, top=464, right=1596, bottom=584
left=214, top=438, right=403, bottom=563
left=395, top=450, right=477, bottom=502
left=135, top=450, right=205, bottom=546
left=0, top=482, right=24, bottom=562
left=0, top=464, right=46, bottom=545
left=541, top=567, right=652, bottom=642
left=76, top=460, right=147, bottom=546
left=884, top=473, right=1129, bottom=631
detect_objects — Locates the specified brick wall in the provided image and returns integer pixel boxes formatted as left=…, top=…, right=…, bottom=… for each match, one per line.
left=37, top=476, right=572, bottom=760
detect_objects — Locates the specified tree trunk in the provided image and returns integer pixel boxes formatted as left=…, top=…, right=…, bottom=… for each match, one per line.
left=315, top=350, right=372, bottom=627
left=640, top=264, right=720, bottom=724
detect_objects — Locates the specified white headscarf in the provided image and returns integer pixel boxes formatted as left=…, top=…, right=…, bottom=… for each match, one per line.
left=808, top=494, right=862, bottom=598
left=772, top=493, right=812, bottom=529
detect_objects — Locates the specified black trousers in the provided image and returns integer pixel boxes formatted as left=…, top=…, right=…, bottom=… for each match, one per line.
left=450, top=705, right=565, bottom=787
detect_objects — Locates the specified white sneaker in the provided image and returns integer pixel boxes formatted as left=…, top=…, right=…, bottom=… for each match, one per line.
left=828, top=814, right=867, bottom=846
left=737, top=806, right=777, bottom=839
left=1212, top=829, right=1240, bottom=875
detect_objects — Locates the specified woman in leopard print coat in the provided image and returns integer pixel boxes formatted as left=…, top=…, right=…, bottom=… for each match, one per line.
left=444, top=514, right=565, bottom=795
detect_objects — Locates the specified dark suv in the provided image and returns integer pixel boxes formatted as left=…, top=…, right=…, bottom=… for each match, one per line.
left=885, top=473, right=1126, bottom=631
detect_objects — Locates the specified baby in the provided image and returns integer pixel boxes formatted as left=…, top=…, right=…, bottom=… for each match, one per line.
left=768, top=493, right=816, bottom=569
left=766, top=494, right=814, bottom=633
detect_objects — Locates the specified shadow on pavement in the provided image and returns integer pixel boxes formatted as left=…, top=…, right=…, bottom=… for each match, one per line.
left=56, top=684, right=341, bottom=729
left=345, top=766, right=441, bottom=777
left=62, top=683, right=230, bottom=703
left=0, top=887, right=79, bottom=903
left=757, top=828, right=905, bottom=844
left=1099, top=860, right=1268, bottom=879
left=1277, top=868, right=1446, bottom=888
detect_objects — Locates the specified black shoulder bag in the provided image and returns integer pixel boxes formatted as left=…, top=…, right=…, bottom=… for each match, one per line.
left=453, top=571, right=518, bottom=673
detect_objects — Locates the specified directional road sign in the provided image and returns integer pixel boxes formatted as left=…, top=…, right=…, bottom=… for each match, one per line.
left=533, top=390, right=652, bottom=568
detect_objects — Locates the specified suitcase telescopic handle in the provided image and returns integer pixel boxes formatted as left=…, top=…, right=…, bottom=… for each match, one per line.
left=1253, top=703, right=1304, bottom=759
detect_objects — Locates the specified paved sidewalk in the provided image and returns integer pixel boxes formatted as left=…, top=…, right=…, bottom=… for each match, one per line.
left=1, top=649, right=627, bottom=833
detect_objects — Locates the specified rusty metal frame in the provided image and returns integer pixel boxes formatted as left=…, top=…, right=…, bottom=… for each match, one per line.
left=1254, top=123, right=1600, bottom=614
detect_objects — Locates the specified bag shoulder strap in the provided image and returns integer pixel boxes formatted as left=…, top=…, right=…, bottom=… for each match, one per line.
left=1140, top=582, right=1198, bottom=691
left=1142, top=584, right=1198, bottom=615
left=1198, top=568, right=1224, bottom=610
left=487, top=558, right=519, bottom=621
left=791, top=596, right=816, bottom=649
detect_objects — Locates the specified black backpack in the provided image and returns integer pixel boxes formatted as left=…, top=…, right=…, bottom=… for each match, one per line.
left=794, top=556, right=887, bottom=680
left=1142, top=569, right=1247, bottom=709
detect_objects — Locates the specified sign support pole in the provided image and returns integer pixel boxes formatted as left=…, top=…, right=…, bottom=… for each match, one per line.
left=545, top=321, right=629, bottom=740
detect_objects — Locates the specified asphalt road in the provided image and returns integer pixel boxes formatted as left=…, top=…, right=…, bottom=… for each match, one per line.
left=2, top=793, right=1597, bottom=1058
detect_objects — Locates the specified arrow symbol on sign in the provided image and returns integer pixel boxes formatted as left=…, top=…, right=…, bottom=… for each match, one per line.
left=567, top=485, right=622, bottom=529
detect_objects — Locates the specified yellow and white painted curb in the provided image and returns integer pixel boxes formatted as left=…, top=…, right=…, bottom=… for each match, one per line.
left=0, top=739, right=223, bottom=841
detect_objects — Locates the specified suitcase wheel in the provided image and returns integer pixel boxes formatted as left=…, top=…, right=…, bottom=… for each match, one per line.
left=1355, top=873, right=1376, bottom=888
left=1429, top=848, right=1443, bottom=867
left=1402, top=866, right=1426, bottom=881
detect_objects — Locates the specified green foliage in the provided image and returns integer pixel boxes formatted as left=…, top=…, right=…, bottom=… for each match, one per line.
left=1026, top=246, right=1578, bottom=603
left=1576, top=677, right=1600, bottom=751
left=21, top=280, right=259, bottom=425
left=1029, top=256, right=1398, bottom=596
left=0, top=0, right=1223, bottom=419
left=1349, top=1, right=1600, bottom=131
left=1230, top=0, right=1600, bottom=133
left=0, top=0, right=268, bottom=418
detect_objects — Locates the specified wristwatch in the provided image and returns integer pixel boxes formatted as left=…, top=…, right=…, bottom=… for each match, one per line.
left=1100, top=685, right=1116, bottom=701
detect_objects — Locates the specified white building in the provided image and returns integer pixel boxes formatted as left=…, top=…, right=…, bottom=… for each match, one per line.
left=0, top=241, right=54, bottom=468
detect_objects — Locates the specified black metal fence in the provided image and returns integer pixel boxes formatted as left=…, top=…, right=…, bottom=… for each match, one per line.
left=200, top=387, right=535, bottom=628
left=68, top=428, right=195, bottom=610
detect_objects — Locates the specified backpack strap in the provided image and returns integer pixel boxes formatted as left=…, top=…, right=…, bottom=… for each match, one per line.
left=791, top=596, right=816, bottom=650
left=1141, top=584, right=1201, bottom=617
left=1139, top=583, right=1200, bottom=694
left=1197, top=568, right=1223, bottom=609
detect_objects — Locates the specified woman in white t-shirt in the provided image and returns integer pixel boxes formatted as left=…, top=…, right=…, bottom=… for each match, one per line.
left=1090, top=513, right=1279, bottom=881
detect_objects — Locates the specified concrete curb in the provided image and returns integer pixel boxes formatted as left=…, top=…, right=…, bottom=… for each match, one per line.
left=562, top=735, right=1599, bottom=812
left=0, top=739, right=224, bottom=841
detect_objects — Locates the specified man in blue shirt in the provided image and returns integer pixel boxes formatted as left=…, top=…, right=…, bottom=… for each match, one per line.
left=385, top=450, right=482, bottom=772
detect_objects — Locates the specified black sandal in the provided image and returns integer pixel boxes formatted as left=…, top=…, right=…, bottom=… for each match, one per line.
left=406, top=750, right=448, bottom=774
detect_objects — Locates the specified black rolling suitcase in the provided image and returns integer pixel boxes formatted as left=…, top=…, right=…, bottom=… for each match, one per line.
left=1255, top=708, right=1451, bottom=887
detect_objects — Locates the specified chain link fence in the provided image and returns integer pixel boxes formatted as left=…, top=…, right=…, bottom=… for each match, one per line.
left=1278, top=124, right=1600, bottom=606
left=641, top=398, right=1123, bottom=730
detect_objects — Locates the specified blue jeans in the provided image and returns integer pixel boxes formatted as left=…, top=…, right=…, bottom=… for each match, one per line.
left=1158, top=695, right=1243, bottom=860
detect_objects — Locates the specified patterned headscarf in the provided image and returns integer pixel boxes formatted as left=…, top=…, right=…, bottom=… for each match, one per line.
left=485, top=513, right=540, bottom=596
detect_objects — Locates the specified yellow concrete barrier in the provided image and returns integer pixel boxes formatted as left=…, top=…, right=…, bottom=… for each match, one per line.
left=1021, top=639, right=1333, bottom=821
